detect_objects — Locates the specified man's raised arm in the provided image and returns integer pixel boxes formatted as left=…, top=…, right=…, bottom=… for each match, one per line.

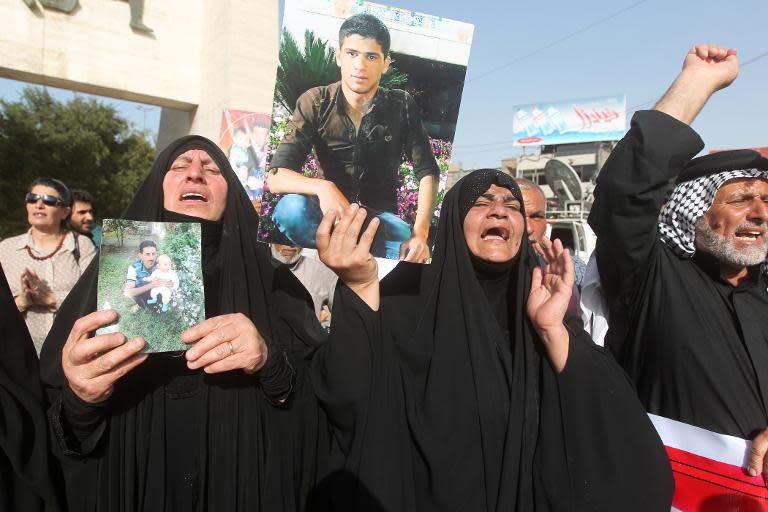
left=587, top=44, right=738, bottom=302
left=654, top=44, right=738, bottom=124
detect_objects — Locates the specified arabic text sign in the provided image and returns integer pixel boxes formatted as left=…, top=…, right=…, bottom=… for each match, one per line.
left=512, top=95, right=626, bottom=146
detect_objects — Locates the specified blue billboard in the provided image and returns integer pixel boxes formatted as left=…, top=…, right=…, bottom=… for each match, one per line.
left=512, top=94, right=627, bottom=146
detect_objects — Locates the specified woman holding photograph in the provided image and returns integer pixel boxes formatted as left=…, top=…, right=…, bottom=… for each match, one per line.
left=40, top=136, right=330, bottom=511
left=0, top=178, right=96, bottom=354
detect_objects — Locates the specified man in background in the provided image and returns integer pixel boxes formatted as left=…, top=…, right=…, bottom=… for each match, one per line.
left=70, top=189, right=102, bottom=247
left=270, top=243, right=337, bottom=329
left=515, top=178, right=586, bottom=286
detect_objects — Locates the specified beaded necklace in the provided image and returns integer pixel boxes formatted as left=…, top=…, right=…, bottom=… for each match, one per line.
left=26, top=232, right=65, bottom=261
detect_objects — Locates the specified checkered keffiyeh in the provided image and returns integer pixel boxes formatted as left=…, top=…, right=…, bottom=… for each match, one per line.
left=658, top=169, right=768, bottom=257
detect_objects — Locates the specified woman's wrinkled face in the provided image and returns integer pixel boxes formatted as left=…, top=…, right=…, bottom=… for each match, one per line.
left=463, top=184, right=525, bottom=263
left=27, top=185, right=71, bottom=231
left=162, top=149, right=228, bottom=221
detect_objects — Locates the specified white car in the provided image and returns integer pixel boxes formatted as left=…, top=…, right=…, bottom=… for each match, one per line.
left=547, top=220, right=596, bottom=263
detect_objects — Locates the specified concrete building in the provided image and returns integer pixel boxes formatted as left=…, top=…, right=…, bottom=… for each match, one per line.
left=1, top=0, right=279, bottom=149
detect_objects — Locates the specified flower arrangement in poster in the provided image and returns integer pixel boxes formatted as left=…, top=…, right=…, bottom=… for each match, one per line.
left=397, top=137, right=451, bottom=226
left=259, top=115, right=323, bottom=242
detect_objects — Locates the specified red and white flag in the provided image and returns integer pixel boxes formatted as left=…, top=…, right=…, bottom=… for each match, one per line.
left=649, top=414, right=768, bottom=511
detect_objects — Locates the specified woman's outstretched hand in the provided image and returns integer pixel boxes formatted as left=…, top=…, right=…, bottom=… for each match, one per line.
left=526, top=236, right=574, bottom=373
left=316, top=203, right=381, bottom=311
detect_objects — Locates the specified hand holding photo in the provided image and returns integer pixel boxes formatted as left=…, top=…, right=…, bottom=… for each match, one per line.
left=96, top=219, right=205, bottom=353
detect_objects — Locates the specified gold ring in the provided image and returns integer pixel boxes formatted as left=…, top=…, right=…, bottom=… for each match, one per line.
left=228, top=341, right=234, bottom=357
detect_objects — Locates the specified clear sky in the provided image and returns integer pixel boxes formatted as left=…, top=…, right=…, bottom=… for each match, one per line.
left=2, top=0, right=766, bottom=169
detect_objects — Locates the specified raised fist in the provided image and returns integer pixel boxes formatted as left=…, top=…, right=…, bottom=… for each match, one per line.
left=682, top=44, right=739, bottom=92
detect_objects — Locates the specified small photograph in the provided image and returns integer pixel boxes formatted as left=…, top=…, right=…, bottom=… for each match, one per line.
left=96, top=219, right=205, bottom=353
left=258, top=0, right=473, bottom=261
left=219, top=109, right=272, bottom=201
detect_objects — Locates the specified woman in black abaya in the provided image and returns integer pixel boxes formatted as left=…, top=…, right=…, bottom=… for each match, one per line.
left=39, top=136, right=329, bottom=511
left=312, top=169, right=673, bottom=511
left=0, top=265, right=62, bottom=512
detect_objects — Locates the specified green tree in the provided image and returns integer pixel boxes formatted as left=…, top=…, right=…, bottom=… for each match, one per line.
left=0, top=87, right=155, bottom=238
left=275, top=28, right=408, bottom=112
left=103, top=219, right=141, bottom=247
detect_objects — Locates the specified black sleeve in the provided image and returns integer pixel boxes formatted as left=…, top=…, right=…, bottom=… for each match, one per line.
left=311, top=283, right=378, bottom=453
left=0, top=266, right=64, bottom=511
left=268, top=89, right=320, bottom=172
left=535, top=327, right=674, bottom=511
left=587, top=110, right=703, bottom=303
left=258, top=342, right=296, bottom=405
left=48, top=386, right=108, bottom=457
left=402, top=92, right=440, bottom=181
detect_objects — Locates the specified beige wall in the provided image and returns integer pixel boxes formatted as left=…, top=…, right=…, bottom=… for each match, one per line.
left=0, top=0, right=279, bottom=147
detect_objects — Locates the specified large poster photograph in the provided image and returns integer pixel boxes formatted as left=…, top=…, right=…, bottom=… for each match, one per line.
left=259, top=0, right=474, bottom=261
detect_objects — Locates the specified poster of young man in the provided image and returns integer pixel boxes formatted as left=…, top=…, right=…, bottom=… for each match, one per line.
left=259, top=0, right=473, bottom=261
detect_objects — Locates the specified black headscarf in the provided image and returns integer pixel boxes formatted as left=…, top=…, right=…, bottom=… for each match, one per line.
left=399, top=168, right=541, bottom=510
left=0, top=265, right=62, bottom=512
left=314, top=168, right=672, bottom=511
left=120, top=136, right=274, bottom=330
left=39, top=136, right=323, bottom=511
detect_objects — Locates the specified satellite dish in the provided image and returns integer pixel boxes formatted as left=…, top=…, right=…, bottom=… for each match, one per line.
left=544, top=159, right=583, bottom=202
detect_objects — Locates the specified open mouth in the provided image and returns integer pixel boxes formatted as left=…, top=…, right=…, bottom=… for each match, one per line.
left=734, top=230, right=764, bottom=241
left=481, top=226, right=510, bottom=241
left=181, top=192, right=208, bottom=203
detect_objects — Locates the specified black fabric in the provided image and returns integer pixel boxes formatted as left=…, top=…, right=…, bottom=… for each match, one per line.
left=313, top=168, right=673, bottom=511
left=0, top=264, right=62, bottom=511
left=676, top=148, right=768, bottom=183
left=589, top=110, right=768, bottom=439
left=39, top=135, right=329, bottom=511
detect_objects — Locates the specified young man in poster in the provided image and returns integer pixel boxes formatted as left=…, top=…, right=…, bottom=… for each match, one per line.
left=267, top=13, right=439, bottom=262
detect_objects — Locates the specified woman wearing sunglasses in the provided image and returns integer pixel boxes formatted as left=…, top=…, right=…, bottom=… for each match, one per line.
left=0, top=177, right=96, bottom=354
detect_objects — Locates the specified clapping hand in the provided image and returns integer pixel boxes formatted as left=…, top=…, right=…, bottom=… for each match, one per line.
left=22, top=269, right=57, bottom=308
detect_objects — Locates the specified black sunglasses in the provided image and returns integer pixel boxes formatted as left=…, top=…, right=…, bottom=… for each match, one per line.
left=26, top=193, right=65, bottom=207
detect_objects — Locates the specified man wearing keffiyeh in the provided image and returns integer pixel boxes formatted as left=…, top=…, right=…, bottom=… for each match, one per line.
left=589, top=43, right=768, bottom=481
